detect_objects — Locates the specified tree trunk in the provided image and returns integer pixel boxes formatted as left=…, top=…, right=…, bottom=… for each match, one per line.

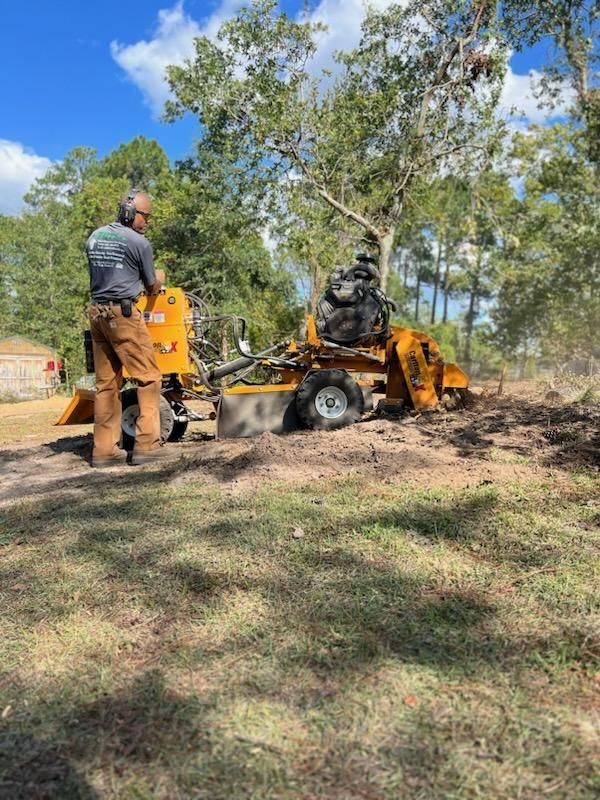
left=308, top=255, right=321, bottom=314
left=442, top=244, right=451, bottom=323
left=378, top=228, right=395, bottom=293
left=415, top=268, right=421, bottom=323
left=442, top=240, right=450, bottom=322
left=464, top=287, right=476, bottom=368
left=464, top=266, right=481, bottom=369
left=431, top=239, right=443, bottom=325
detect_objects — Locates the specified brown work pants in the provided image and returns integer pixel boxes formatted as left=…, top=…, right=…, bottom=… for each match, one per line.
left=89, top=303, right=162, bottom=458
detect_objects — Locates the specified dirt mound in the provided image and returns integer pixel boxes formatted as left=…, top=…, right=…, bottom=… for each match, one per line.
left=167, top=392, right=598, bottom=491
left=1, top=389, right=597, bottom=503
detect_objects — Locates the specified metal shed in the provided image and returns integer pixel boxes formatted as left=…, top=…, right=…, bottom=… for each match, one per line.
left=0, top=336, right=59, bottom=399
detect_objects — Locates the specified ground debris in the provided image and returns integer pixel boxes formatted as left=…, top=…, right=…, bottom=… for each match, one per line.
left=1, top=381, right=598, bottom=501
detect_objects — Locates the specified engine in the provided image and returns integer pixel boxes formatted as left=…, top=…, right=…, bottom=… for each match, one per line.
left=315, top=255, right=396, bottom=345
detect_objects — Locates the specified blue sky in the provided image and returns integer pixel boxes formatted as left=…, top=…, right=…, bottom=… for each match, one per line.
left=0, top=1, right=570, bottom=215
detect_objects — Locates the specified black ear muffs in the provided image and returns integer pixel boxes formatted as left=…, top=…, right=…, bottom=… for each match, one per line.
left=117, top=188, right=139, bottom=225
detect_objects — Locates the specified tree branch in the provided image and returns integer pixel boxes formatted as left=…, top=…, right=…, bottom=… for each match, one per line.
left=288, top=141, right=382, bottom=241
left=416, top=1, right=488, bottom=137
left=561, top=8, right=589, bottom=105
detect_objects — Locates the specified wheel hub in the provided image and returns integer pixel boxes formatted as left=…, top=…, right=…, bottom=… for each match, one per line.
left=314, top=386, right=348, bottom=419
left=121, top=403, right=139, bottom=438
left=121, top=397, right=175, bottom=442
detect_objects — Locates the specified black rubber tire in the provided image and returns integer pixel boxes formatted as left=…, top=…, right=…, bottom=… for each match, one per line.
left=169, top=421, right=188, bottom=442
left=168, top=400, right=189, bottom=441
left=165, top=399, right=189, bottom=442
left=295, top=369, right=364, bottom=431
left=120, top=389, right=175, bottom=450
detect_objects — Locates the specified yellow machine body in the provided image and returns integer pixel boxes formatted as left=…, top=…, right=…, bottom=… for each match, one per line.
left=132, top=288, right=193, bottom=377
left=223, top=315, right=468, bottom=411
left=56, top=291, right=469, bottom=435
left=216, top=315, right=468, bottom=437
left=55, top=288, right=195, bottom=427
left=55, top=388, right=96, bottom=426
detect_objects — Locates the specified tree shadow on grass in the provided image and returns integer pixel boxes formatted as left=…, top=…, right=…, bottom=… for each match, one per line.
left=0, top=731, right=99, bottom=800
left=0, top=480, right=575, bottom=633
left=190, top=537, right=576, bottom=683
left=59, top=669, right=203, bottom=766
left=1, top=479, right=597, bottom=797
left=354, top=491, right=570, bottom=569
left=1, top=670, right=292, bottom=800
left=0, top=674, right=181, bottom=796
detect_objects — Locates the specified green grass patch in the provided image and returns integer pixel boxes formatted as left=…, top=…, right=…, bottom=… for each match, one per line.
left=1, top=470, right=599, bottom=799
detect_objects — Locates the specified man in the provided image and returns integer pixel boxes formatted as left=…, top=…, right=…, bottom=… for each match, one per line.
left=86, top=189, right=168, bottom=467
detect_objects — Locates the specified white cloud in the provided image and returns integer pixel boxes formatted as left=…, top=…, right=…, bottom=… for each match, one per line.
left=305, top=0, right=398, bottom=76
left=111, top=1, right=399, bottom=116
left=110, top=0, right=244, bottom=117
left=0, top=140, right=52, bottom=215
left=499, top=62, right=575, bottom=124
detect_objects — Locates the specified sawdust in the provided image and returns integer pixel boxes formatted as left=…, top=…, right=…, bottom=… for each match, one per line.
left=1, top=384, right=596, bottom=505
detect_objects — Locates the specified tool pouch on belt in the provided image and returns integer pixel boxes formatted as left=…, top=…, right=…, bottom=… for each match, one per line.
left=90, top=304, right=115, bottom=321
left=121, top=299, right=132, bottom=318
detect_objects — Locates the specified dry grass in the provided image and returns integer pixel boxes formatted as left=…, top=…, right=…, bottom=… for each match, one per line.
left=0, top=395, right=87, bottom=445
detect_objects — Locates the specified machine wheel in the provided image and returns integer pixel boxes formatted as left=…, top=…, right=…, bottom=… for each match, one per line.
left=121, top=389, right=175, bottom=450
left=169, top=421, right=189, bottom=441
left=167, top=400, right=189, bottom=442
left=296, top=369, right=364, bottom=431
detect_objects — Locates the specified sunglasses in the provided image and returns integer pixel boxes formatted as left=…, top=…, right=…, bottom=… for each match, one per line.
left=135, top=209, right=152, bottom=220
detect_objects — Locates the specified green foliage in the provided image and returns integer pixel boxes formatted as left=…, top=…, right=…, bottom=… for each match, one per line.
left=149, top=150, right=300, bottom=348
left=275, top=181, right=356, bottom=312
left=0, top=216, right=17, bottom=334
left=426, top=322, right=460, bottom=363
left=166, top=0, right=509, bottom=287
left=24, top=146, right=97, bottom=209
left=1, top=137, right=299, bottom=374
left=492, top=124, right=600, bottom=362
left=0, top=203, right=89, bottom=374
left=97, top=135, right=170, bottom=188
left=501, top=2, right=597, bottom=118
left=466, top=322, right=506, bottom=376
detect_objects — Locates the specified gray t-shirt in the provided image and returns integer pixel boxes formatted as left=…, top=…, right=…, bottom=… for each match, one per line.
left=86, top=222, right=156, bottom=301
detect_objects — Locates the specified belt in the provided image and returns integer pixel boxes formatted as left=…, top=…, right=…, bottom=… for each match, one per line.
left=92, top=298, right=131, bottom=305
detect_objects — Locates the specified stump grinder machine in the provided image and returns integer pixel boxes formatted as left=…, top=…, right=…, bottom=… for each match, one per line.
left=56, top=256, right=469, bottom=440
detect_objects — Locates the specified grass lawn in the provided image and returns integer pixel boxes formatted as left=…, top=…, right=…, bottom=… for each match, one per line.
left=0, top=409, right=598, bottom=798
left=0, top=396, right=72, bottom=445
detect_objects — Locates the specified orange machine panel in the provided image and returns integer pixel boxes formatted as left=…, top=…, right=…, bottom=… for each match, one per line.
left=130, top=288, right=193, bottom=376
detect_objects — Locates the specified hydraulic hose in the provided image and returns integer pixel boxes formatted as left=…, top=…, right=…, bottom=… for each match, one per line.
left=209, top=355, right=257, bottom=380
left=320, top=341, right=383, bottom=362
left=207, top=340, right=290, bottom=381
left=185, top=293, right=297, bottom=381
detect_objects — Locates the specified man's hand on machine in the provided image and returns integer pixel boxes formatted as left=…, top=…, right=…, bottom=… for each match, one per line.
left=147, top=269, right=166, bottom=295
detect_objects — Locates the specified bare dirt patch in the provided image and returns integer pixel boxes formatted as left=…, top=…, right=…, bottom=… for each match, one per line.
left=169, top=390, right=598, bottom=491
left=1, top=384, right=597, bottom=504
